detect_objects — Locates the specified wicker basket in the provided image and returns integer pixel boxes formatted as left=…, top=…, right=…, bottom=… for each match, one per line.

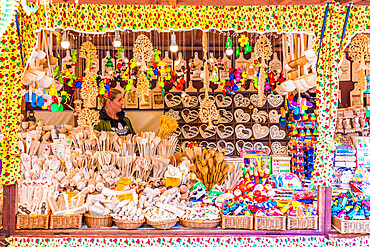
left=332, top=215, right=370, bottom=234
left=114, top=219, right=145, bottom=230
left=221, top=215, right=254, bottom=230
left=287, top=215, right=318, bottom=230
left=179, top=218, right=220, bottom=229
left=16, top=214, right=49, bottom=229
left=255, top=216, right=286, bottom=231
left=84, top=214, right=113, bottom=228
left=146, top=218, right=178, bottom=230
left=50, top=214, right=83, bottom=229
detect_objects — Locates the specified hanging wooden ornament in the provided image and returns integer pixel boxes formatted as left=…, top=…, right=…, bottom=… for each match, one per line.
left=102, top=51, right=115, bottom=78
left=80, top=70, right=99, bottom=108
left=79, top=41, right=98, bottom=70
left=137, top=73, right=151, bottom=105
left=77, top=108, right=100, bottom=137
left=254, top=34, right=273, bottom=104
left=133, top=34, right=154, bottom=72
left=348, top=34, right=370, bottom=91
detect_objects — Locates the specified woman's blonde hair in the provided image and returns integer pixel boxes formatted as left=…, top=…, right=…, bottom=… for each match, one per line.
left=101, top=88, right=123, bottom=108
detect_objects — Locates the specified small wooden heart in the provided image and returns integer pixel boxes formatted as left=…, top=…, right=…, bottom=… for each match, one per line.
left=200, top=141, right=217, bottom=150
left=182, top=95, right=198, bottom=107
left=235, top=124, right=252, bottom=139
left=215, top=94, right=232, bottom=107
left=217, top=140, right=235, bottom=156
left=271, top=142, right=288, bottom=156
left=270, top=125, right=286, bottom=139
left=254, top=142, right=271, bottom=154
left=199, top=93, right=215, bottom=105
left=252, top=124, right=269, bottom=139
left=164, top=93, right=182, bottom=107
left=181, top=124, right=199, bottom=139
left=233, top=93, right=250, bottom=107
left=216, top=124, right=234, bottom=138
left=199, top=124, right=216, bottom=139
left=234, top=109, right=250, bottom=123
left=181, top=109, right=199, bottom=123
left=236, top=140, right=253, bottom=154
left=252, top=108, right=268, bottom=123
left=218, top=109, right=233, bottom=123
left=267, top=94, right=284, bottom=107
left=250, top=94, right=266, bottom=107
left=269, top=110, right=280, bottom=123
left=165, top=109, right=180, bottom=121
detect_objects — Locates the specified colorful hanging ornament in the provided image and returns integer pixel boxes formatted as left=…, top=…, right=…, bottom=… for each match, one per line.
left=254, top=34, right=272, bottom=104
left=238, top=35, right=249, bottom=47
left=71, top=49, right=78, bottom=64
left=115, top=46, right=125, bottom=59
left=225, top=37, right=233, bottom=48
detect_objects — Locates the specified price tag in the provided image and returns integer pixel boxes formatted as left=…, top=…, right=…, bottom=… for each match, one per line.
left=116, top=177, right=132, bottom=191
left=66, top=192, right=77, bottom=199
left=59, top=134, right=66, bottom=140
left=117, top=192, right=134, bottom=201
left=165, top=176, right=181, bottom=188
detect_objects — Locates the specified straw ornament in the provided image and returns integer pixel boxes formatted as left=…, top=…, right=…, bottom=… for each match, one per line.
left=348, top=34, right=370, bottom=91
left=254, top=34, right=272, bottom=104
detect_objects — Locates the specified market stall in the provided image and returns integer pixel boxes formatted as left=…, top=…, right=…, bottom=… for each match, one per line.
left=1, top=1, right=370, bottom=246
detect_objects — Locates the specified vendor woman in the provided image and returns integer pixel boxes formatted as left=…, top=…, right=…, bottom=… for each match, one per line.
left=94, top=88, right=135, bottom=136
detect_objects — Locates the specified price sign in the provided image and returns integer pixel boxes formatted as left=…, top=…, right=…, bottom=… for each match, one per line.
left=165, top=176, right=181, bottom=188
left=117, top=192, right=134, bottom=201
left=116, top=177, right=132, bottom=191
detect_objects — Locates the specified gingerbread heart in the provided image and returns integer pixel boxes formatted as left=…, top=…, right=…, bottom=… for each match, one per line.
left=181, top=109, right=199, bottom=123
left=217, top=140, right=235, bottom=156
left=270, top=125, right=286, bottom=139
left=233, top=93, right=250, bottom=107
left=199, top=124, right=216, bottom=139
left=218, top=109, right=233, bottom=123
left=216, top=124, right=234, bottom=138
left=164, top=93, right=182, bottom=107
left=269, top=110, right=280, bottom=123
left=236, top=140, right=253, bottom=154
left=251, top=108, right=268, bottom=123
left=165, top=109, right=180, bottom=121
left=181, top=125, right=199, bottom=139
left=250, top=94, right=266, bottom=107
left=234, top=109, right=250, bottom=123
left=235, top=124, right=252, bottom=139
left=267, top=94, right=284, bottom=107
left=271, top=142, right=288, bottom=156
left=182, top=95, right=198, bottom=107
left=215, top=94, right=232, bottom=107
left=252, top=124, right=269, bottom=139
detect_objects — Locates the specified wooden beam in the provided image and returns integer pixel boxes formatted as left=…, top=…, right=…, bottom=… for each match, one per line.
left=168, top=0, right=177, bottom=4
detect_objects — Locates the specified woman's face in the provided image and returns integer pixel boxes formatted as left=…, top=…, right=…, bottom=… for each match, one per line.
left=107, top=93, right=124, bottom=113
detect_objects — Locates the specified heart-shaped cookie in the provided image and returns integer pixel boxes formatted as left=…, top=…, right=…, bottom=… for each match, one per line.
left=270, top=125, right=286, bottom=139
left=199, top=124, right=216, bottom=139
left=254, top=142, right=271, bottom=154
left=182, top=95, right=198, bottom=107
left=235, top=124, right=252, bottom=139
left=252, top=124, right=269, bottom=139
left=217, top=140, right=235, bottom=156
left=164, top=93, right=182, bottom=107
left=233, top=93, right=250, bottom=107
left=181, top=124, right=199, bottom=139
left=200, top=141, right=217, bottom=150
left=181, top=109, right=199, bottom=123
left=165, top=109, right=180, bottom=121
left=234, top=109, right=250, bottom=123
left=216, top=124, right=234, bottom=138
left=215, top=94, right=232, bottom=107
left=218, top=109, right=233, bottom=123
left=236, top=140, right=253, bottom=154
left=271, top=142, right=288, bottom=156
left=251, top=108, right=268, bottom=123
left=250, top=94, right=266, bottom=107
left=267, top=94, right=284, bottom=107
left=269, top=110, right=280, bottom=123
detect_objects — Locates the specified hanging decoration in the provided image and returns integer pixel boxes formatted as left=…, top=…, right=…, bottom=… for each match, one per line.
left=79, top=41, right=99, bottom=108
left=20, top=0, right=39, bottom=15
left=348, top=34, right=370, bottom=91
left=133, top=34, right=153, bottom=103
left=0, top=0, right=18, bottom=37
left=254, top=34, right=272, bottom=104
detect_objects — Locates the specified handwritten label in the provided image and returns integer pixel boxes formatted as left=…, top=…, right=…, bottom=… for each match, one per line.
left=117, top=192, right=134, bottom=202
left=116, top=177, right=132, bottom=191
left=165, top=176, right=181, bottom=188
